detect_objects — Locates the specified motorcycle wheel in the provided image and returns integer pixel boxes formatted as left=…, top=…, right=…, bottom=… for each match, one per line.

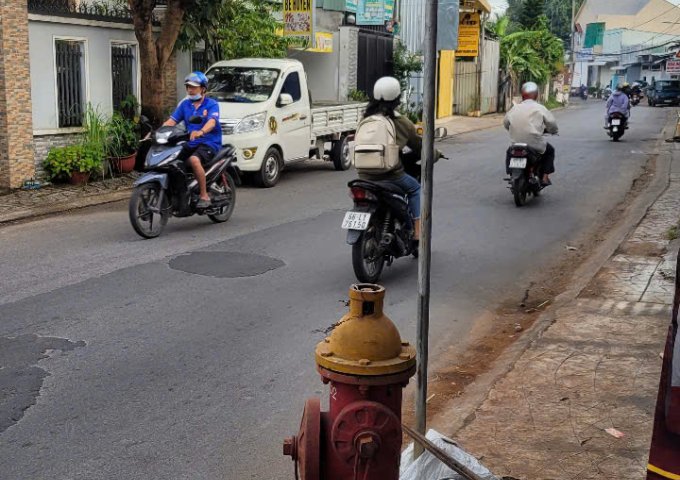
left=512, top=177, right=528, bottom=207
left=208, top=172, right=236, bottom=223
left=612, top=131, right=623, bottom=142
left=129, top=183, right=169, bottom=239
left=352, top=222, right=385, bottom=283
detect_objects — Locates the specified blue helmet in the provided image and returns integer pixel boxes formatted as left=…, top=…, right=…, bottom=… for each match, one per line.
left=184, top=71, right=208, bottom=89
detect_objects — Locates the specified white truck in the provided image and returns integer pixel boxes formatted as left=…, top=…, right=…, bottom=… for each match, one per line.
left=205, top=58, right=368, bottom=187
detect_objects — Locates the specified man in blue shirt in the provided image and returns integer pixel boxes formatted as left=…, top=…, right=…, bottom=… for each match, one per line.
left=163, top=71, right=222, bottom=209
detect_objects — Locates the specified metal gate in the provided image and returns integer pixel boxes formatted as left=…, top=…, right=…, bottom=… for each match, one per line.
left=111, top=45, right=135, bottom=112
left=454, top=61, right=479, bottom=115
left=357, top=31, right=394, bottom=96
left=55, top=40, right=84, bottom=128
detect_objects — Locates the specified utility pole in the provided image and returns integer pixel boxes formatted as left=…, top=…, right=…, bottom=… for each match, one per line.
left=415, top=0, right=438, bottom=461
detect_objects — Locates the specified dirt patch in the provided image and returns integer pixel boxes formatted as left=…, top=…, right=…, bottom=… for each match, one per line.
left=617, top=241, right=667, bottom=257
left=402, top=154, right=660, bottom=431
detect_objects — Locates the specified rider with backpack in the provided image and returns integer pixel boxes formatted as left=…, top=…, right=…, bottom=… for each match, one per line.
left=353, top=76, right=436, bottom=245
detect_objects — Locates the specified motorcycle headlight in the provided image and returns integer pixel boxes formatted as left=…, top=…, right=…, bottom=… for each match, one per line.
left=234, top=112, right=267, bottom=135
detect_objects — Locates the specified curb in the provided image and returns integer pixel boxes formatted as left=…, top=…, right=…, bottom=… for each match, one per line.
left=0, top=188, right=132, bottom=225
left=438, top=111, right=677, bottom=437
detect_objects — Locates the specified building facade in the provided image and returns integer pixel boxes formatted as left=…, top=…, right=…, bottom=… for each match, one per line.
left=0, top=0, right=191, bottom=189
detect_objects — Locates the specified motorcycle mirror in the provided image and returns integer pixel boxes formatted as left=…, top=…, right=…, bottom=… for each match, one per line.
left=434, top=127, right=447, bottom=139
left=188, top=115, right=204, bottom=125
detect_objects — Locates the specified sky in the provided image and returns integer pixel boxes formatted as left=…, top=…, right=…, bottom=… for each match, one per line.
left=488, top=0, right=680, bottom=15
left=489, top=0, right=508, bottom=13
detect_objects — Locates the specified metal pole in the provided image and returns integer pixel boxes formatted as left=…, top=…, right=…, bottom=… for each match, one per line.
left=570, top=0, right=576, bottom=91
left=477, top=11, right=487, bottom=112
left=415, top=0, right=438, bottom=460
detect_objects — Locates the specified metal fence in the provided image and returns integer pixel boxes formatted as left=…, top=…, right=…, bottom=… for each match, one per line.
left=192, top=51, right=210, bottom=73
left=28, top=0, right=160, bottom=24
left=55, top=40, right=84, bottom=128
left=112, top=45, right=135, bottom=112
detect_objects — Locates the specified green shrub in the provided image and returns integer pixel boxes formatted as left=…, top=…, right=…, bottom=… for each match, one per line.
left=107, top=113, right=138, bottom=158
left=43, top=144, right=104, bottom=181
left=348, top=89, right=369, bottom=102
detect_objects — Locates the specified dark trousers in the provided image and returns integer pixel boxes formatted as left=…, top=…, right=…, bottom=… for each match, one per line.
left=506, top=143, right=555, bottom=175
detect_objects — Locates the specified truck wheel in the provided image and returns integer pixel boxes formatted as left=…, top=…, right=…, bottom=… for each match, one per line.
left=331, top=136, right=352, bottom=171
left=255, top=147, right=282, bottom=188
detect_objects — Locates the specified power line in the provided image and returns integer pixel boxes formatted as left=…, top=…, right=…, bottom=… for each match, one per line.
left=587, top=38, right=680, bottom=58
left=627, top=2, right=680, bottom=31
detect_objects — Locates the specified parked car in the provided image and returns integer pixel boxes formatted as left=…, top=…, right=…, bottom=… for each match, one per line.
left=647, top=80, right=680, bottom=107
left=205, top=58, right=368, bottom=187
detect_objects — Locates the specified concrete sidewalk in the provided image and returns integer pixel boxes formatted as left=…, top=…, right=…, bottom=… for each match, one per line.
left=448, top=153, right=680, bottom=477
left=0, top=114, right=505, bottom=225
left=0, top=174, right=135, bottom=224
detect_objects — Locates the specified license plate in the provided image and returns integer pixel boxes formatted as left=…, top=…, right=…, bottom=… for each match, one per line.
left=665, top=99, right=673, bottom=103
left=509, top=157, right=527, bottom=169
left=611, top=119, right=621, bottom=125
left=342, top=211, right=371, bottom=230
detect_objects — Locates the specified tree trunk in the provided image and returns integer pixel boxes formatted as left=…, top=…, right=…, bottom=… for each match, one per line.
left=129, top=0, right=188, bottom=125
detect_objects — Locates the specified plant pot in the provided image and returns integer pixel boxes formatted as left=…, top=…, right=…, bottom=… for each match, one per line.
left=69, top=171, right=91, bottom=185
left=110, top=152, right=137, bottom=174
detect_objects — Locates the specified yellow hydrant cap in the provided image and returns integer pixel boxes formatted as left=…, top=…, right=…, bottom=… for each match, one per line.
left=315, top=284, right=416, bottom=376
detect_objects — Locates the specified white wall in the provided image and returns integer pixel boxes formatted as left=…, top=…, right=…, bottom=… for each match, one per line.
left=29, top=16, right=189, bottom=131
left=290, top=33, right=340, bottom=101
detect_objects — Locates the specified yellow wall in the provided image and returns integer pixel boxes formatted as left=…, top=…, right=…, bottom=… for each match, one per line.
left=438, top=50, right=455, bottom=119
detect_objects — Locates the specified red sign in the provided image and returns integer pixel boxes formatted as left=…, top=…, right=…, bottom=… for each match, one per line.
left=667, top=59, right=680, bottom=74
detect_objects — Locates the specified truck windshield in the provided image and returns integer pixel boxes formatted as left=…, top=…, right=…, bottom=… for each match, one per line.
left=206, top=67, right=280, bottom=103
left=656, top=81, right=680, bottom=91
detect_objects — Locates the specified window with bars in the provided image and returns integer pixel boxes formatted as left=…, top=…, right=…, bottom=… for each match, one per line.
left=55, top=39, right=86, bottom=128
left=111, top=44, right=136, bottom=112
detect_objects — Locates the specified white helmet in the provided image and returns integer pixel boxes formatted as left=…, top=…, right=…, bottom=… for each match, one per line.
left=373, top=76, right=401, bottom=102
left=521, top=81, right=539, bottom=94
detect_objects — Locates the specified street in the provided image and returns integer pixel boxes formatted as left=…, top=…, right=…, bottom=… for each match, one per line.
left=0, top=101, right=671, bottom=479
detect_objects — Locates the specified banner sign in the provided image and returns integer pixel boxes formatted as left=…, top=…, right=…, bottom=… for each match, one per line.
left=576, top=47, right=594, bottom=62
left=346, top=0, right=357, bottom=12
left=284, top=0, right=312, bottom=37
left=304, top=32, right=334, bottom=53
left=457, top=12, right=480, bottom=57
left=437, top=0, right=459, bottom=51
left=667, top=59, right=680, bottom=74
left=384, top=0, right=394, bottom=20
left=357, top=0, right=385, bottom=26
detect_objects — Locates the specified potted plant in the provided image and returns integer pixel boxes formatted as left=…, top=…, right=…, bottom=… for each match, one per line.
left=43, top=144, right=103, bottom=185
left=107, top=113, right=138, bottom=174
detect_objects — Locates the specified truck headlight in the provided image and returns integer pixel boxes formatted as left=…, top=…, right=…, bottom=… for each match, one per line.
left=234, top=112, right=267, bottom=134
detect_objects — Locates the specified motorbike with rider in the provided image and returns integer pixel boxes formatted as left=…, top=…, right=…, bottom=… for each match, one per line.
left=503, top=81, right=559, bottom=206
left=342, top=76, right=446, bottom=282
left=604, top=84, right=630, bottom=141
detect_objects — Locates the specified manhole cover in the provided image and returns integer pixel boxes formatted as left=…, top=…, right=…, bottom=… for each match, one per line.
left=169, top=252, right=285, bottom=278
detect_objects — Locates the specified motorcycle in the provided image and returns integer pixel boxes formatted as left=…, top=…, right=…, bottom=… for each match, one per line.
left=581, top=90, right=588, bottom=101
left=129, top=116, right=239, bottom=238
left=603, top=88, right=612, bottom=101
left=342, top=127, right=447, bottom=283
left=607, top=112, right=627, bottom=142
left=505, top=142, right=546, bottom=207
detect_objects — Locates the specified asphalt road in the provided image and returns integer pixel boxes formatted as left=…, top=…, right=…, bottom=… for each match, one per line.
left=0, top=101, right=671, bottom=479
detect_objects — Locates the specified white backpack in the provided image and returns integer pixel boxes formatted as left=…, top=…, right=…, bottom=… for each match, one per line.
left=353, top=115, right=401, bottom=173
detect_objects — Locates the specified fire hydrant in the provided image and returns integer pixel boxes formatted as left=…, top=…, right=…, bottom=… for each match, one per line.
left=283, top=284, right=416, bottom=480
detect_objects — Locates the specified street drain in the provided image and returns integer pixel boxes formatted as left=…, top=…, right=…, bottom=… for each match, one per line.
left=169, top=252, right=285, bottom=278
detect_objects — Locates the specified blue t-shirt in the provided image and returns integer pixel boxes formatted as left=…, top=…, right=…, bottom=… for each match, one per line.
left=170, top=97, right=222, bottom=152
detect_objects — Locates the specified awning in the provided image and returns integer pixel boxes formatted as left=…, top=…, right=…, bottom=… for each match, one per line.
left=610, top=66, right=627, bottom=71
left=588, top=61, right=608, bottom=66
